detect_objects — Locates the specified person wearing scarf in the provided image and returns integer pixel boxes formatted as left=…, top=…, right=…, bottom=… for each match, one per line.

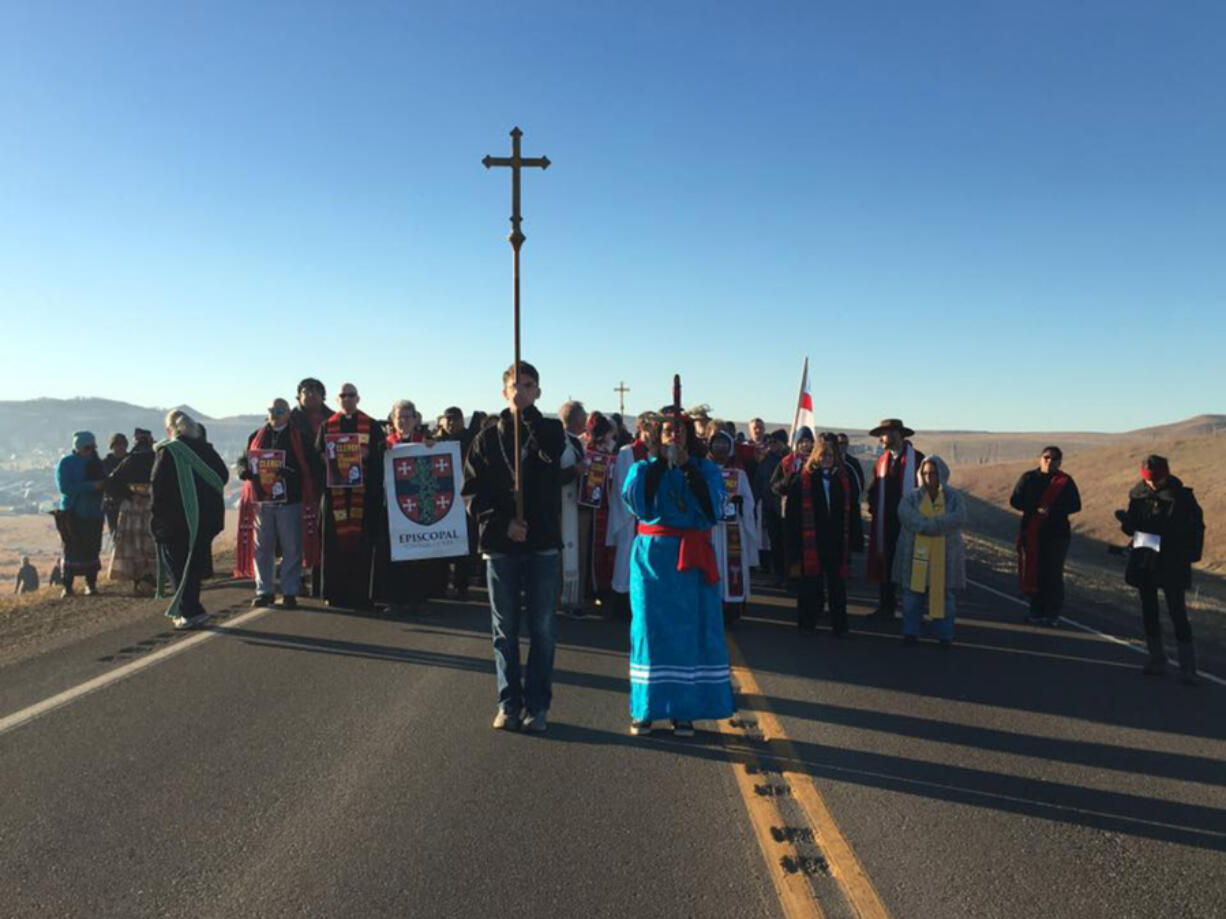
left=893, top=455, right=966, bottom=646
left=708, top=429, right=760, bottom=625
left=54, top=431, right=107, bottom=597
left=234, top=398, right=320, bottom=610
left=1115, top=455, right=1206, bottom=685
left=373, top=400, right=447, bottom=617
left=150, top=411, right=229, bottom=629
left=781, top=437, right=862, bottom=636
left=1010, top=446, right=1081, bottom=626
left=867, top=419, right=924, bottom=620
left=623, top=407, right=732, bottom=738
left=315, top=382, right=386, bottom=611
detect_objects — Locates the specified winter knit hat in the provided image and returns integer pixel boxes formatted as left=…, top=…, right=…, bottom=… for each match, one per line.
left=72, top=430, right=96, bottom=451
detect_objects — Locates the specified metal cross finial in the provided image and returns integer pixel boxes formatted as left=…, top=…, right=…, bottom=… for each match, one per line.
left=614, top=381, right=631, bottom=415
left=482, top=126, right=551, bottom=519
left=482, top=126, right=550, bottom=249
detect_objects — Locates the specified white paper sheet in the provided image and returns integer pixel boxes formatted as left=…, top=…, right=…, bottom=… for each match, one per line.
left=1132, top=531, right=1161, bottom=552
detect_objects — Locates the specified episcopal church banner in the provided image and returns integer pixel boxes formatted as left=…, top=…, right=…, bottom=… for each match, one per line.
left=383, top=441, right=468, bottom=561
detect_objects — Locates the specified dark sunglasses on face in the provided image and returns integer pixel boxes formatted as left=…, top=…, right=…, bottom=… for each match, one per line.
left=268, top=406, right=288, bottom=416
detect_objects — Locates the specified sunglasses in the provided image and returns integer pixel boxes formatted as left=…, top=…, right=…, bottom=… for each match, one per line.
left=340, top=392, right=358, bottom=399
left=268, top=406, right=288, bottom=415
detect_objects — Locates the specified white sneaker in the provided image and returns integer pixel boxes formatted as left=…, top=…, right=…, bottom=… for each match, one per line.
left=630, top=720, right=653, bottom=736
left=174, top=612, right=210, bottom=631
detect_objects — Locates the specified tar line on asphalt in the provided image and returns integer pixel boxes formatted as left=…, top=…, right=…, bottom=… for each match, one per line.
left=0, top=605, right=273, bottom=737
left=967, top=578, right=1226, bottom=688
left=720, top=636, right=892, bottom=919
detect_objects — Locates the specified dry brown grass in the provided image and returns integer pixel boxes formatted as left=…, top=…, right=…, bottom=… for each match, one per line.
left=952, top=432, right=1226, bottom=616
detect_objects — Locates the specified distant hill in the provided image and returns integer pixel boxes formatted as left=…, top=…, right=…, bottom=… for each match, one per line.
left=0, top=397, right=263, bottom=466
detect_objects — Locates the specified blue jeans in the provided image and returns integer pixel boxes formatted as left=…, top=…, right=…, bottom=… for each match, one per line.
left=487, top=551, right=560, bottom=715
left=902, top=588, right=957, bottom=641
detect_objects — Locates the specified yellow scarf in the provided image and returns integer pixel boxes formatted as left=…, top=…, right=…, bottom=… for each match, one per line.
left=909, top=488, right=947, bottom=619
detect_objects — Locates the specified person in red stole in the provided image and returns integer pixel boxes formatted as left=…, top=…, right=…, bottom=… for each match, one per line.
left=374, top=400, right=446, bottom=617
left=315, top=383, right=385, bottom=610
left=866, top=418, right=924, bottom=620
left=290, top=377, right=332, bottom=598
left=233, top=398, right=321, bottom=609
left=780, top=438, right=862, bottom=636
left=1010, top=446, right=1081, bottom=626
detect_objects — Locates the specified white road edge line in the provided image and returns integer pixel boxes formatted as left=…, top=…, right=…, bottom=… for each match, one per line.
left=967, top=578, right=1225, bottom=688
left=0, top=606, right=273, bottom=737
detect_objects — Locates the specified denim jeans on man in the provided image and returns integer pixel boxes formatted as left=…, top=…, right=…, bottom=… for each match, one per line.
left=902, top=588, right=956, bottom=641
left=487, top=550, right=560, bottom=716
left=255, top=502, right=303, bottom=597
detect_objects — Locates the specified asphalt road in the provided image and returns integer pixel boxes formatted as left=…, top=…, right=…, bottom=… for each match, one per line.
left=1, top=565, right=1223, bottom=918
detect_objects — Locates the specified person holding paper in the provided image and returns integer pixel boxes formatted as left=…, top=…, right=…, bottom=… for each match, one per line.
left=374, top=399, right=446, bottom=617
left=235, top=398, right=319, bottom=609
left=1010, top=446, right=1082, bottom=626
left=1116, top=455, right=1206, bottom=685
left=707, top=429, right=759, bottom=625
left=316, top=383, right=385, bottom=610
left=893, top=455, right=967, bottom=647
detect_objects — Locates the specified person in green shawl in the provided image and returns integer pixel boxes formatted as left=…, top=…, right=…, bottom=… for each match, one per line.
left=151, top=410, right=229, bottom=629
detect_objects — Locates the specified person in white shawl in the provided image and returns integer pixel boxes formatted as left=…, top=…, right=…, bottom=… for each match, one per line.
left=708, top=430, right=759, bottom=624
left=607, top=412, right=654, bottom=619
left=558, top=401, right=588, bottom=615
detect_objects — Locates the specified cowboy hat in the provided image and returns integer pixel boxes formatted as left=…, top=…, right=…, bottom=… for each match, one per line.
left=868, top=418, right=915, bottom=438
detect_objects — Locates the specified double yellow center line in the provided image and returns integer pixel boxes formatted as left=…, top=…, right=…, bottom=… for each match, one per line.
left=720, top=637, right=892, bottom=919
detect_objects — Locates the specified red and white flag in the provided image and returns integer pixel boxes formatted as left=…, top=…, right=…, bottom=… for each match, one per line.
left=791, top=356, right=815, bottom=445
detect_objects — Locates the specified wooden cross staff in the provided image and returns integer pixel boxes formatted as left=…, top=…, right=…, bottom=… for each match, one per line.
left=614, top=381, right=630, bottom=415
left=483, top=126, right=550, bottom=519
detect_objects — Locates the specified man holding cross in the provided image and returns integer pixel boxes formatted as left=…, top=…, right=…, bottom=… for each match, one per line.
left=462, top=361, right=565, bottom=732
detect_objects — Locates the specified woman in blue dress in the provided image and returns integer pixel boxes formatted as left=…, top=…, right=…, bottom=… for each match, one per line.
left=622, top=408, right=734, bottom=736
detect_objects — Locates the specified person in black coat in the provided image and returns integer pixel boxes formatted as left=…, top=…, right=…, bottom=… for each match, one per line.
left=780, top=439, right=863, bottom=636
left=1115, top=454, right=1206, bottom=684
left=1010, top=446, right=1082, bottom=625
left=754, top=431, right=790, bottom=585
left=151, top=411, right=229, bottom=627
left=461, top=361, right=564, bottom=732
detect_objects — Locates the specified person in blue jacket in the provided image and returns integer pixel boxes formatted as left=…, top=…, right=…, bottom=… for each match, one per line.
left=55, top=431, right=107, bottom=596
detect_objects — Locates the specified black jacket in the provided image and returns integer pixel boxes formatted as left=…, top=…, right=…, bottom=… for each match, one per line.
left=780, top=465, right=863, bottom=575
left=1119, top=476, right=1205, bottom=590
left=462, top=406, right=564, bottom=554
left=104, top=443, right=156, bottom=503
left=1009, top=469, right=1082, bottom=540
left=151, top=435, right=230, bottom=545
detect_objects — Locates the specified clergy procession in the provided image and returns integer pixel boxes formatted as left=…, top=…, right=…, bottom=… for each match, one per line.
left=50, top=362, right=1209, bottom=749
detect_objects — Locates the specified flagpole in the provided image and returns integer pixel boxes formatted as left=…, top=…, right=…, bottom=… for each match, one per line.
left=791, top=356, right=809, bottom=445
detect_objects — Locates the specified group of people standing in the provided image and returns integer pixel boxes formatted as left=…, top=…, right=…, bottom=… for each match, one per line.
left=49, top=367, right=1209, bottom=715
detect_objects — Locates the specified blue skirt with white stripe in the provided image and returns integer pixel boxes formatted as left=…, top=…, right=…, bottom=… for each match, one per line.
left=628, top=533, right=735, bottom=723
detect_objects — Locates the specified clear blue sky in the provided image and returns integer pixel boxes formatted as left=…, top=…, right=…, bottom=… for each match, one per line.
left=1, top=1, right=1222, bottom=432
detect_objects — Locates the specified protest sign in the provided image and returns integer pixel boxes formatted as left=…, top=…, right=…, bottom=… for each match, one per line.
left=249, top=449, right=287, bottom=503
left=325, top=433, right=365, bottom=489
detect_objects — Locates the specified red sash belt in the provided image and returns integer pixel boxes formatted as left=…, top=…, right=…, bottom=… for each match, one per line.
left=637, top=524, right=720, bottom=585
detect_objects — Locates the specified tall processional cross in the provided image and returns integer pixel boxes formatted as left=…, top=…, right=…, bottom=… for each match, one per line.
left=614, top=381, right=630, bottom=415
left=483, top=126, right=550, bottom=518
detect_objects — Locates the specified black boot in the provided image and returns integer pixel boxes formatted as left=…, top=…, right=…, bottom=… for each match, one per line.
left=1177, top=640, right=1199, bottom=686
left=1141, top=632, right=1166, bottom=676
